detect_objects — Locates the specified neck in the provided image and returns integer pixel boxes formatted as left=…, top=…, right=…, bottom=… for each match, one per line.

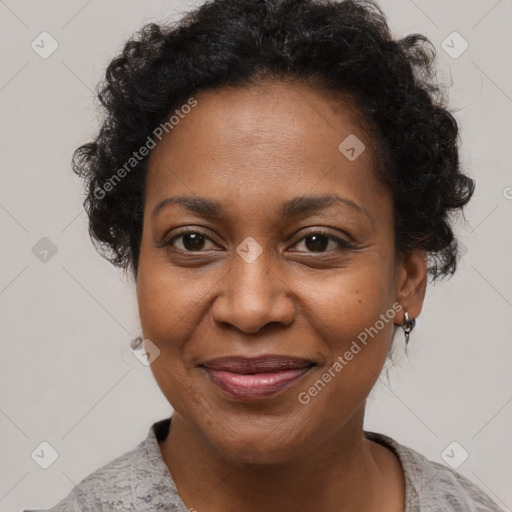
left=159, top=409, right=404, bottom=512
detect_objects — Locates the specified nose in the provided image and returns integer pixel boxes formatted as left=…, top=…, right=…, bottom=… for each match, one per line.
left=210, top=248, right=295, bottom=333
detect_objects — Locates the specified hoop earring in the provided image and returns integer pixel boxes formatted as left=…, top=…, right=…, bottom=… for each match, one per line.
left=402, top=312, right=416, bottom=345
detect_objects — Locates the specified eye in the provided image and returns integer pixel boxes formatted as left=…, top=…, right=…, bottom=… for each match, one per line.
left=290, top=230, right=355, bottom=253
left=159, top=228, right=355, bottom=254
left=163, top=230, right=218, bottom=252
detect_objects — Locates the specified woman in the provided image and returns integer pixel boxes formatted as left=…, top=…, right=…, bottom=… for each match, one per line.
left=25, top=0, right=504, bottom=510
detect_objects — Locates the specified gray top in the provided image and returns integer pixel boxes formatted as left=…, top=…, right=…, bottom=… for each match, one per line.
left=25, top=416, right=504, bottom=511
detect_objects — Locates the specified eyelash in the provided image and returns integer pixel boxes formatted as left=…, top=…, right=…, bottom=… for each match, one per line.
left=159, top=228, right=356, bottom=253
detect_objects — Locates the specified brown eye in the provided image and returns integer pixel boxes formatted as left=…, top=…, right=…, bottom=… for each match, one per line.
left=291, top=231, right=355, bottom=253
left=165, top=230, right=217, bottom=252
left=303, top=234, right=330, bottom=252
left=180, top=232, right=206, bottom=251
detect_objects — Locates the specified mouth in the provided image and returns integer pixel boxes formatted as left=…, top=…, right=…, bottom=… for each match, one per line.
left=199, top=355, right=316, bottom=400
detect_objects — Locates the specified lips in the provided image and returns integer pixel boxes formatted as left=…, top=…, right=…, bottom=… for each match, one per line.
left=199, top=355, right=315, bottom=400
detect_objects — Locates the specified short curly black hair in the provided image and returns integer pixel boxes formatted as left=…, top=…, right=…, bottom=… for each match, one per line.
left=73, top=0, right=474, bottom=280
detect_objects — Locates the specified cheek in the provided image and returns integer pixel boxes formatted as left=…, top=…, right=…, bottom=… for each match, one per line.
left=298, top=249, right=397, bottom=342
left=136, top=232, right=223, bottom=340
left=137, top=270, right=206, bottom=340
left=295, top=270, right=397, bottom=409
left=136, top=249, right=229, bottom=413
left=293, top=246, right=399, bottom=414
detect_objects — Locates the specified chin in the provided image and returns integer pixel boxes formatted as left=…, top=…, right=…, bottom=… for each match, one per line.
left=219, top=438, right=299, bottom=466
left=200, top=420, right=316, bottom=466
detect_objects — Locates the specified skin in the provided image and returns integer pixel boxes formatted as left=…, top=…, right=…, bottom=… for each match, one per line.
left=136, top=80, right=427, bottom=512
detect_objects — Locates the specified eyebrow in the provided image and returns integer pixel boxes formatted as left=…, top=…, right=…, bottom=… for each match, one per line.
left=151, top=194, right=369, bottom=221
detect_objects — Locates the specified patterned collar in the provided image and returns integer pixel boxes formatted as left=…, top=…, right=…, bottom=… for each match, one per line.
left=129, top=416, right=498, bottom=512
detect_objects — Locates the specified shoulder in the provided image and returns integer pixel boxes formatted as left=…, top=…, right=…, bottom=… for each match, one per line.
left=364, top=431, right=505, bottom=512
left=23, top=444, right=139, bottom=511
left=23, top=417, right=183, bottom=511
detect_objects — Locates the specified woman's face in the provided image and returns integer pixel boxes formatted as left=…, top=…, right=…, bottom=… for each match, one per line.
left=136, top=81, right=426, bottom=463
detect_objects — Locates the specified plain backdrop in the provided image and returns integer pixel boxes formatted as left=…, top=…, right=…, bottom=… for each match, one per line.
left=1, top=0, right=511, bottom=510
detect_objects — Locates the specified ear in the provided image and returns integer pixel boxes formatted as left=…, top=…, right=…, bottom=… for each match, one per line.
left=394, top=249, right=428, bottom=324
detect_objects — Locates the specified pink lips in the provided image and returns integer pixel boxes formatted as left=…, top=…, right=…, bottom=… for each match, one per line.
left=200, top=355, right=315, bottom=400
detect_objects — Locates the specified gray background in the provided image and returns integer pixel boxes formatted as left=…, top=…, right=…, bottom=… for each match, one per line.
left=1, top=0, right=511, bottom=510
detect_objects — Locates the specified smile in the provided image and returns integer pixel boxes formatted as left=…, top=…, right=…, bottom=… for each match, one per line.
left=199, top=355, right=316, bottom=400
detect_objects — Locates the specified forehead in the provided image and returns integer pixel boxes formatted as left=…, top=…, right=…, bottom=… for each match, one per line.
left=145, top=80, right=387, bottom=218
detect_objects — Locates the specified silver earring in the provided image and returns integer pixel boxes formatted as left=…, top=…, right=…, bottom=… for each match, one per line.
left=130, top=336, right=143, bottom=350
left=402, top=312, right=416, bottom=345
